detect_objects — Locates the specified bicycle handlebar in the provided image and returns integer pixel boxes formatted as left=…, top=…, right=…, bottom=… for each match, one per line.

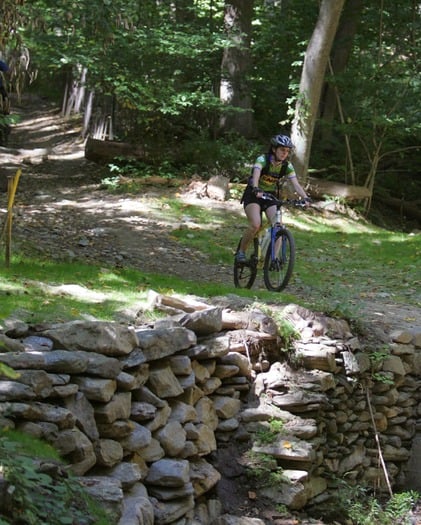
left=259, top=191, right=310, bottom=208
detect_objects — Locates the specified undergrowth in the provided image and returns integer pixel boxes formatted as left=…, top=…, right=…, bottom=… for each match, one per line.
left=0, top=430, right=111, bottom=525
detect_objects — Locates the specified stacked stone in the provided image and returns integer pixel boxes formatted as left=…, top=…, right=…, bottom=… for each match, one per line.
left=236, top=314, right=421, bottom=510
left=380, top=328, right=421, bottom=491
left=0, top=300, right=420, bottom=523
left=0, top=311, right=250, bottom=525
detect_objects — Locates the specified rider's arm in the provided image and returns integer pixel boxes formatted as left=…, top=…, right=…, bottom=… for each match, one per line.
left=250, top=165, right=262, bottom=191
left=287, top=172, right=310, bottom=202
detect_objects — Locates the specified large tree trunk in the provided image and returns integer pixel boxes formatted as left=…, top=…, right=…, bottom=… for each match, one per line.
left=291, top=0, right=345, bottom=182
left=219, top=0, right=254, bottom=137
left=319, top=0, right=364, bottom=144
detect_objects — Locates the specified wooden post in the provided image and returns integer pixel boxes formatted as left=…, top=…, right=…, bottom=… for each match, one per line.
left=2, top=169, right=21, bottom=267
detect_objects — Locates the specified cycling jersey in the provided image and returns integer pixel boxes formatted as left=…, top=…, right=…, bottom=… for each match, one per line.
left=249, top=153, right=296, bottom=193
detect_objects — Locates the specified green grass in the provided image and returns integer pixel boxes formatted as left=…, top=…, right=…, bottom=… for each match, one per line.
left=291, top=217, right=420, bottom=316
left=0, top=254, right=277, bottom=324
left=0, top=193, right=419, bottom=326
left=0, top=429, right=61, bottom=460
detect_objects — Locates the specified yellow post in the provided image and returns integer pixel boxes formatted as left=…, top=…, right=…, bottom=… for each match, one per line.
left=3, top=169, right=22, bottom=267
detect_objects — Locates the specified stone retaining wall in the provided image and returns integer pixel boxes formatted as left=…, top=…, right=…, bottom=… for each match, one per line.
left=0, top=298, right=420, bottom=524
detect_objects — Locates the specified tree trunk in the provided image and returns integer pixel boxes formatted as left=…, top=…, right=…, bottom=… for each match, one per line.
left=174, top=0, right=195, bottom=23
left=291, top=0, right=345, bottom=182
left=219, top=0, right=254, bottom=137
left=319, top=0, right=364, bottom=144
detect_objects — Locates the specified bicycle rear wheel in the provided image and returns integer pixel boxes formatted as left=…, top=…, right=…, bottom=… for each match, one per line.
left=263, top=228, right=295, bottom=292
left=233, top=237, right=258, bottom=289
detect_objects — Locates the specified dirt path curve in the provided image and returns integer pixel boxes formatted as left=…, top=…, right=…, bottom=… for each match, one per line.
left=1, top=97, right=420, bottom=341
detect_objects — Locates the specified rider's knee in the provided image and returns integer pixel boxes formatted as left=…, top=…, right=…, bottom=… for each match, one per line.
left=249, top=224, right=260, bottom=235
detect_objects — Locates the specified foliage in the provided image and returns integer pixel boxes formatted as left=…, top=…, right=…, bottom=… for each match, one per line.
left=250, top=1, right=318, bottom=134
left=243, top=450, right=288, bottom=487
left=369, top=349, right=389, bottom=369
left=0, top=361, right=19, bottom=379
left=0, top=430, right=111, bottom=524
left=254, top=418, right=285, bottom=445
left=261, top=308, right=301, bottom=348
left=371, top=371, right=395, bottom=385
left=320, top=478, right=419, bottom=525
left=101, top=132, right=257, bottom=183
left=346, top=489, right=419, bottom=525
left=313, top=2, right=421, bottom=197
left=367, top=349, right=395, bottom=385
left=17, top=0, right=228, bottom=141
left=4, top=0, right=419, bottom=209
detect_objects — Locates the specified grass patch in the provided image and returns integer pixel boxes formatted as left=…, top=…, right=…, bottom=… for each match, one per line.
left=0, top=254, right=277, bottom=324
left=285, top=208, right=420, bottom=317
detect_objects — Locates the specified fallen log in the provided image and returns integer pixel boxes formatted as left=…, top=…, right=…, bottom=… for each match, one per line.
left=85, top=137, right=145, bottom=163
left=375, top=194, right=421, bottom=223
left=147, top=292, right=209, bottom=313
left=307, top=176, right=371, bottom=201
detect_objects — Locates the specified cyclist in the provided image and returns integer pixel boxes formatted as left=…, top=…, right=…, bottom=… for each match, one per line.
left=235, top=134, right=310, bottom=263
left=0, top=59, right=9, bottom=114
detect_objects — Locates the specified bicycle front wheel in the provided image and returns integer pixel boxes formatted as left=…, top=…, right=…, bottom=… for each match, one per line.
left=263, top=228, right=295, bottom=292
left=233, top=237, right=258, bottom=289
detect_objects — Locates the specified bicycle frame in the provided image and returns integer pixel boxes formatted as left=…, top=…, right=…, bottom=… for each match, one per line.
left=256, top=197, right=282, bottom=260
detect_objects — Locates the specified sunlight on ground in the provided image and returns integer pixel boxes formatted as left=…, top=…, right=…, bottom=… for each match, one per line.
left=13, top=111, right=61, bottom=131
left=44, top=283, right=109, bottom=303
left=286, top=211, right=382, bottom=234
left=48, top=150, right=85, bottom=160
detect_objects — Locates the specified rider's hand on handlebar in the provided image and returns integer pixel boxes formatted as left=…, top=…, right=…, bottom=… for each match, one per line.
left=293, top=197, right=311, bottom=208
left=253, top=186, right=264, bottom=197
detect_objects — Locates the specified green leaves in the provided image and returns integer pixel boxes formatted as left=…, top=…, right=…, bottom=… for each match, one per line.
left=0, top=431, right=109, bottom=524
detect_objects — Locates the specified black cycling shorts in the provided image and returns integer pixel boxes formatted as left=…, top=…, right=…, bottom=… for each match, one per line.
left=241, top=186, right=276, bottom=211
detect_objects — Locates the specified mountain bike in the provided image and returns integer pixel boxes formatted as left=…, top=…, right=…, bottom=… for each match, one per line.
left=233, top=192, right=307, bottom=292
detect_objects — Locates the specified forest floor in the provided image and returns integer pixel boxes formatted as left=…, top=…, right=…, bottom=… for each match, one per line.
left=1, top=95, right=421, bottom=525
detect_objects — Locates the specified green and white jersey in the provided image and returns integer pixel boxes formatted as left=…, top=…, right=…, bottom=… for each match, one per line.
left=252, top=154, right=295, bottom=192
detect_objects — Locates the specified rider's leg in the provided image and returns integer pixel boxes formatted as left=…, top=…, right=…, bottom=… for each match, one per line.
left=237, top=203, right=262, bottom=258
left=265, top=205, right=276, bottom=225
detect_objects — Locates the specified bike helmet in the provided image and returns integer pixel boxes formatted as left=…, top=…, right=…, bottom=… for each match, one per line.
left=270, top=134, right=294, bottom=149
